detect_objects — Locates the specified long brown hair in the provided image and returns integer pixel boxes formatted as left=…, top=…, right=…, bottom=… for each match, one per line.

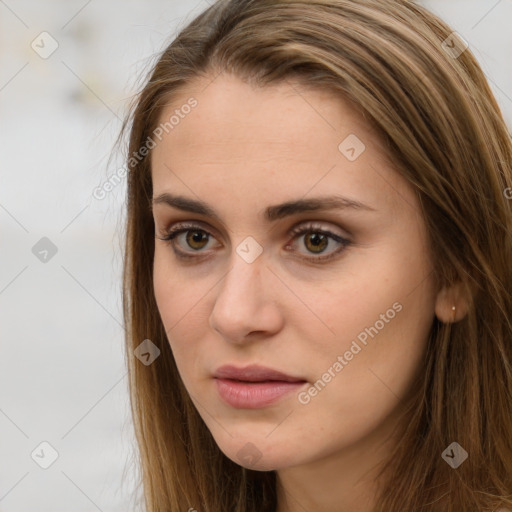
left=121, top=1, right=512, bottom=510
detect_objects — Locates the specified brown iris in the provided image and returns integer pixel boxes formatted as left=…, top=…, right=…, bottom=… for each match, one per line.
left=186, top=230, right=209, bottom=250
left=304, top=232, right=328, bottom=254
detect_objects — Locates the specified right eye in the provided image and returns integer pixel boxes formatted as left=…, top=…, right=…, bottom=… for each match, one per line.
left=156, top=223, right=220, bottom=259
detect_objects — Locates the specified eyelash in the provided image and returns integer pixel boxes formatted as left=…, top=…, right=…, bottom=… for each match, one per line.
left=156, top=222, right=351, bottom=263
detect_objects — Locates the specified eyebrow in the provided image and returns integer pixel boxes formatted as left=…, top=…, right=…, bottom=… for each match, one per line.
left=152, top=192, right=376, bottom=222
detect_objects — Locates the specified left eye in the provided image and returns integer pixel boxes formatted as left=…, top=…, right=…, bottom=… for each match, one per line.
left=156, top=222, right=351, bottom=262
left=286, top=224, right=350, bottom=261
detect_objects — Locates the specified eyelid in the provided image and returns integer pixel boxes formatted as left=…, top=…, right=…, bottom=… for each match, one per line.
left=156, top=216, right=349, bottom=239
left=156, top=219, right=351, bottom=262
left=155, top=221, right=221, bottom=259
left=285, top=222, right=350, bottom=262
left=155, top=219, right=348, bottom=244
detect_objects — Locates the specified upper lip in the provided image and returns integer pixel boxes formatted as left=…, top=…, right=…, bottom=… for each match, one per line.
left=213, top=364, right=306, bottom=383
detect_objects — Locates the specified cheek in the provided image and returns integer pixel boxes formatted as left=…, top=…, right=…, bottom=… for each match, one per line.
left=153, top=249, right=178, bottom=324
left=298, top=238, right=436, bottom=394
left=153, top=248, right=211, bottom=324
left=291, top=279, right=434, bottom=452
left=153, top=250, right=203, bottom=365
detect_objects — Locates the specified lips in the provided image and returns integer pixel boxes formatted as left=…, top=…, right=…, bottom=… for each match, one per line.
left=213, top=365, right=308, bottom=409
left=213, top=364, right=306, bottom=383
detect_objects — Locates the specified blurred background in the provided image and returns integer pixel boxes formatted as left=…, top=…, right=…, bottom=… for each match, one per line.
left=0, top=1, right=510, bottom=510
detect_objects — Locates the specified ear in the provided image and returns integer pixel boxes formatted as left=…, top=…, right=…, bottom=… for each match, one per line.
left=434, top=281, right=469, bottom=323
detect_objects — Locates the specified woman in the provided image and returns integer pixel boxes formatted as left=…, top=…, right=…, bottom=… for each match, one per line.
left=121, top=0, right=512, bottom=510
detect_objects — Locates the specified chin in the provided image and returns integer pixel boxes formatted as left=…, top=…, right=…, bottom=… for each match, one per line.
left=213, top=432, right=301, bottom=471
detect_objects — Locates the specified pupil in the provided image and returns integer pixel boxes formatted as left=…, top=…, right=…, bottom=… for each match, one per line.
left=307, top=233, right=327, bottom=253
left=187, top=230, right=207, bottom=249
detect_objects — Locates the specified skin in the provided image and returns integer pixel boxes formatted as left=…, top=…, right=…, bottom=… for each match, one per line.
left=150, top=72, right=457, bottom=512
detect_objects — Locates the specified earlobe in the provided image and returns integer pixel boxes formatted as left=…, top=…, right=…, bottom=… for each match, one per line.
left=434, top=282, right=469, bottom=323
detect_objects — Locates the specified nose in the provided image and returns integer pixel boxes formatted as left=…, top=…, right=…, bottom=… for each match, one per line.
left=209, top=247, right=284, bottom=344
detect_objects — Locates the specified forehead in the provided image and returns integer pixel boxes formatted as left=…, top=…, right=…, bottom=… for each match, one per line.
left=150, top=73, right=418, bottom=221
left=154, top=73, right=371, bottom=152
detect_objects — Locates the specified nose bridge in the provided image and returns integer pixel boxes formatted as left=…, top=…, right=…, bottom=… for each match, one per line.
left=209, top=237, right=279, bottom=340
left=219, top=241, right=266, bottom=308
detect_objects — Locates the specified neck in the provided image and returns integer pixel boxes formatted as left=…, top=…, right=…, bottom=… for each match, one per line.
left=274, top=409, right=402, bottom=512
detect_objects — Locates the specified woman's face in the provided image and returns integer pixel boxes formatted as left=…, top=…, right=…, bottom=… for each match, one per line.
left=151, top=72, right=438, bottom=471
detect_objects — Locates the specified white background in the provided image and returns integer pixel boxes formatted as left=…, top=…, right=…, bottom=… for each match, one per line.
left=0, top=1, right=511, bottom=511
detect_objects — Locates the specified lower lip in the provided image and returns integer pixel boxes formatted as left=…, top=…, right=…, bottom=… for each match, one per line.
left=215, top=378, right=307, bottom=409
